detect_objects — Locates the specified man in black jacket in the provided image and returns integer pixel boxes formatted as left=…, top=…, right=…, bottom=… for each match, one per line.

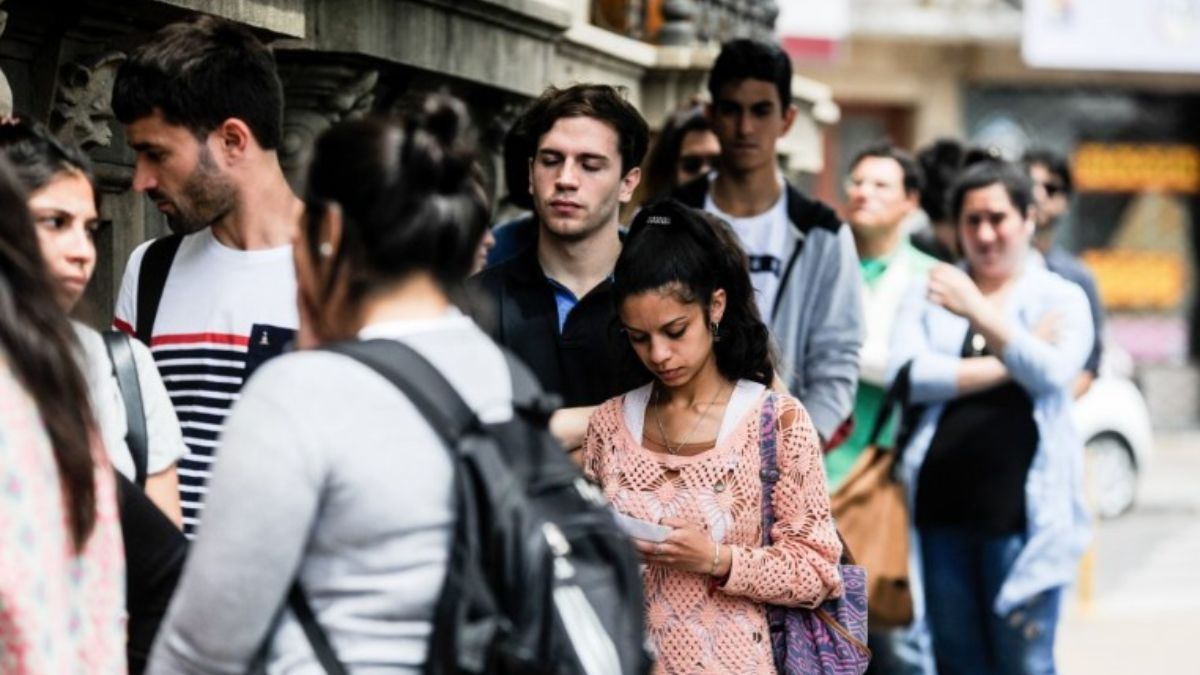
left=472, top=84, right=648, bottom=447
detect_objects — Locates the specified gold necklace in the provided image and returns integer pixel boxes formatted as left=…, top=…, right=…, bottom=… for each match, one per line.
left=653, top=383, right=726, bottom=455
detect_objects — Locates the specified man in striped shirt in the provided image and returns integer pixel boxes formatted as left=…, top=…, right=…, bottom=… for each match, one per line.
left=111, top=15, right=301, bottom=536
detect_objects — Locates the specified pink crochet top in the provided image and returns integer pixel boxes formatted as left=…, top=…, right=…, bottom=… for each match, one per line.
left=581, top=385, right=843, bottom=674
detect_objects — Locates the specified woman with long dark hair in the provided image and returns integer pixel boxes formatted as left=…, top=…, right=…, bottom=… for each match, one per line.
left=579, top=199, right=843, bottom=673
left=148, top=97, right=512, bottom=673
left=0, top=154, right=124, bottom=672
left=0, top=118, right=188, bottom=674
left=889, top=159, right=1092, bottom=674
left=0, top=118, right=186, bottom=524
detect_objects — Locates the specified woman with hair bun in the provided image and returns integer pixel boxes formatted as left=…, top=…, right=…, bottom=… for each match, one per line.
left=579, top=199, right=843, bottom=673
left=148, top=97, right=512, bottom=673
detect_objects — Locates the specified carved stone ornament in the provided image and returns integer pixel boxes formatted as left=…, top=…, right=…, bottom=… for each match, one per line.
left=278, top=64, right=379, bottom=178
left=50, top=51, right=127, bottom=150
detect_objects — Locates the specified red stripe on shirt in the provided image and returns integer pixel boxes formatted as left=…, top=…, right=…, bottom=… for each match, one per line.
left=150, top=332, right=251, bottom=347
left=112, top=317, right=134, bottom=335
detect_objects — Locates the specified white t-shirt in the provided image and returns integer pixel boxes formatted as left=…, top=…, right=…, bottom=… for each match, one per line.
left=704, top=176, right=791, bottom=324
left=73, top=321, right=187, bottom=481
left=113, top=228, right=298, bottom=535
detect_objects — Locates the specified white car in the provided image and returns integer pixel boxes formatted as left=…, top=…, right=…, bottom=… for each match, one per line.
left=1072, top=344, right=1154, bottom=519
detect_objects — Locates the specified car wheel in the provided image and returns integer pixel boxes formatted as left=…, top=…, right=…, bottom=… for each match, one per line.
left=1084, top=432, right=1138, bottom=519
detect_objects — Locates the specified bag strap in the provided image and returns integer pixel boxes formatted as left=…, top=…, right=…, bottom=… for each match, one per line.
left=865, top=360, right=914, bottom=449
left=757, top=394, right=871, bottom=659
left=103, top=330, right=149, bottom=487
left=757, top=392, right=780, bottom=547
left=135, top=234, right=183, bottom=346
left=286, top=585, right=349, bottom=675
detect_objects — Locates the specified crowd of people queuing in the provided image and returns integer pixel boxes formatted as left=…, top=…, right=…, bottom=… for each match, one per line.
left=0, top=11, right=1103, bottom=675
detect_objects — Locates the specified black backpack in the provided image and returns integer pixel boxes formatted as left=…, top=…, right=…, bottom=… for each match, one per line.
left=287, top=339, right=654, bottom=675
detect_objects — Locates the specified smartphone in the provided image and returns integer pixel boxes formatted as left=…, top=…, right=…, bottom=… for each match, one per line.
left=612, top=510, right=673, bottom=543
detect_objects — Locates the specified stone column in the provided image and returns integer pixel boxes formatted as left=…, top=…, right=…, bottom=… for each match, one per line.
left=275, top=57, right=379, bottom=189
left=0, top=2, right=11, bottom=116
left=756, top=0, right=780, bottom=42
left=659, top=0, right=697, bottom=46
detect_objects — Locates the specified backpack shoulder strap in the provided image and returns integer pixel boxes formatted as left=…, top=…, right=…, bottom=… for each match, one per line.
left=498, top=347, right=561, bottom=418
left=286, top=584, right=349, bottom=675
left=103, top=330, right=149, bottom=487
left=135, top=234, right=184, bottom=346
left=866, top=360, right=914, bottom=449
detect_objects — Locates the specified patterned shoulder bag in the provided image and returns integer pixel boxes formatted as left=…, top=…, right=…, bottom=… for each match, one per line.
left=758, top=392, right=871, bottom=675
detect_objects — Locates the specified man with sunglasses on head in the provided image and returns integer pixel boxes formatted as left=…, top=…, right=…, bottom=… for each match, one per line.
left=1023, top=148, right=1104, bottom=398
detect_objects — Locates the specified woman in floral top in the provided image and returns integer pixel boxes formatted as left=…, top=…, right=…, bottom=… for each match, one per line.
left=580, top=200, right=843, bottom=673
left=0, top=155, right=124, bottom=674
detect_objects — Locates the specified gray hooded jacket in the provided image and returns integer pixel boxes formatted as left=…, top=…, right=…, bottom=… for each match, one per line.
left=675, top=178, right=863, bottom=441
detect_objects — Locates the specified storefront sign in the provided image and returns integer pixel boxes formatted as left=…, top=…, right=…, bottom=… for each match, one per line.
left=1023, top=0, right=1200, bottom=73
left=1080, top=250, right=1188, bottom=311
left=1072, top=143, right=1200, bottom=194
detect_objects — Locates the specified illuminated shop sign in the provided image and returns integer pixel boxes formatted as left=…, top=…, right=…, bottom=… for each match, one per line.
left=1072, top=143, right=1200, bottom=194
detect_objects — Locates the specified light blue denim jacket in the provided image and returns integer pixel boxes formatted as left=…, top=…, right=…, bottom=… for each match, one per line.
left=887, top=261, right=1093, bottom=616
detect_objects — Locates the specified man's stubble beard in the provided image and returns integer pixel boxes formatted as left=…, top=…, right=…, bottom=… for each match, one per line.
left=165, top=146, right=239, bottom=235
left=537, top=195, right=621, bottom=247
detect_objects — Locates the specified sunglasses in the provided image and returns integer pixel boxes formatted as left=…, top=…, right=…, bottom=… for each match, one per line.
left=678, top=153, right=720, bottom=176
left=1037, top=181, right=1065, bottom=198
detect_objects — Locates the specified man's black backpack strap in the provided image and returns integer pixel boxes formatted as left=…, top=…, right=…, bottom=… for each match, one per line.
left=103, top=330, right=149, bottom=487
left=135, top=234, right=183, bottom=346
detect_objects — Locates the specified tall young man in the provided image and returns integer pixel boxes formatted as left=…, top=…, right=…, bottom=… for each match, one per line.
left=472, top=84, right=647, bottom=444
left=836, top=144, right=937, bottom=675
left=1024, top=148, right=1104, bottom=398
left=111, top=15, right=302, bottom=535
left=675, top=39, right=862, bottom=444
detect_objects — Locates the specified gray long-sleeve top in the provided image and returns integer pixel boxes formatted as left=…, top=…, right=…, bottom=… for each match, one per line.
left=148, top=313, right=513, bottom=674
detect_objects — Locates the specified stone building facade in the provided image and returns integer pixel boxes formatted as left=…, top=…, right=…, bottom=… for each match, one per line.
left=0, top=0, right=836, bottom=330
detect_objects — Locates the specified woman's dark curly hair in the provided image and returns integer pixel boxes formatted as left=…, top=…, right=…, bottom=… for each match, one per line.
left=613, top=199, right=775, bottom=387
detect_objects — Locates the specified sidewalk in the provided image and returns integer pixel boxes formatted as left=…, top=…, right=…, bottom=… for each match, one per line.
left=1059, top=429, right=1200, bottom=674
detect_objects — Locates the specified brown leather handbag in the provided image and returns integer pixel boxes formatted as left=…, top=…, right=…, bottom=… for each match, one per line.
left=830, top=363, right=920, bottom=629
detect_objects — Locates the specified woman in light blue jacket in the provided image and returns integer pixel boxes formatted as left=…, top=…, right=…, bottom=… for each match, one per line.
left=888, top=159, right=1092, bottom=675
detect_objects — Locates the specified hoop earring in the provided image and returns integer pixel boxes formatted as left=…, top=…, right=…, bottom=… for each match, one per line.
left=711, top=320, right=721, bottom=342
